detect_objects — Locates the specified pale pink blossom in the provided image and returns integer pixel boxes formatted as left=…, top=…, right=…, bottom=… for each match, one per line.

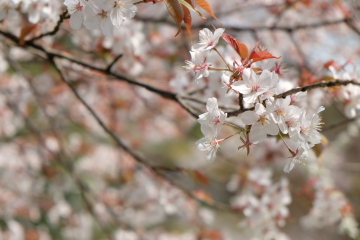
left=184, top=51, right=211, bottom=80
left=198, top=97, right=226, bottom=137
left=241, top=103, right=279, bottom=143
left=232, top=68, right=279, bottom=103
left=192, top=28, right=225, bottom=52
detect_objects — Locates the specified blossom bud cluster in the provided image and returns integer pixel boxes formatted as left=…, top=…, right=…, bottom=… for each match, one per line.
left=64, top=0, right=137, bottom=35
left=189, top=28, right=324, bottom=173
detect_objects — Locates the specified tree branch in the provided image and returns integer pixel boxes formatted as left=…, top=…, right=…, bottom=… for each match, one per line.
left=274, top=80, right=360, bottom=99
left=50, top=57, right=238, bottom=213
left=29, top=10, right=69, bottom=41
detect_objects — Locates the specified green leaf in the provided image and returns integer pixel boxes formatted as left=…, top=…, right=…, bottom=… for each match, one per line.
left=179, top=0, right=205, bottom=18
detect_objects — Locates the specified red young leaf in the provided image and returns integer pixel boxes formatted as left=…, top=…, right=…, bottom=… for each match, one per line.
left=323, top=60, right=337, bottom=69
left=221, top=33, right=248, bottom=60
left=196, top=0, right=220, bottom=21
left=248, top=50, right=280, bottom=63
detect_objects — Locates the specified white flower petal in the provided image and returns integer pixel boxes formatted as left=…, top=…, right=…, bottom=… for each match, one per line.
left=241, top=111, right=259, bottom=125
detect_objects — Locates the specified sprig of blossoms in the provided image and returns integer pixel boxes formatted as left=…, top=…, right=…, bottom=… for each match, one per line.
left=196, top=97, right=226, bottom=162
left=188, top=28, right=326, bottom=173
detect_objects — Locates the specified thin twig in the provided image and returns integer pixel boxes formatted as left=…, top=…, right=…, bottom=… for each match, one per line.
left=30, top=10, right=69, bottom=41
left=51, top=57, right=238, bottom=213
left=106, top=53, right=123, bottom=72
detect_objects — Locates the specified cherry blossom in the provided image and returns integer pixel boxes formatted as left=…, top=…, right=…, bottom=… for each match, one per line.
left=241, top=103, right=279, bottom=143
left=83, top=0, right=115, bottom=36
left=0, top=0, right=18, bottom=21
left=283, top=147, right=307, bottom=173
left=198, top=97, right=226, bottom=137
left=184, top=51, right=211, bottom=79
left=192, top=28, right=225, bottom=52
left=232, top=68, right=279, bottom=103
left=266, top=96, right=291, bottom=124
left=64, top=0, right=88, bottom=30
left=196, top=136, right=222, bottom=162
left=110, top=0, right=137, bottom=28
left=290, top=106, right=324, bottom=149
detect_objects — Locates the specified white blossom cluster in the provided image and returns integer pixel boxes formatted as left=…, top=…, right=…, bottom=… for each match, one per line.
left=0, top=0, right=61, bottom=23
left=230, top=168, right=291, bottom=240
left=64, top=0, right=137, bottom=35
left=301, top=174, right=359, bottom=239
left=328, top=65, right=360, bottom=118
left=190, top=28, right=325, bottom=173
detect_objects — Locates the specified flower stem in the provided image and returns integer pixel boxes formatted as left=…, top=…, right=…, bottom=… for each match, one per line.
left=223, top=122, right=244, bottom=130
left=209, top=67, right=231, bottom=71
left=213, top=47, right=231, bottom=71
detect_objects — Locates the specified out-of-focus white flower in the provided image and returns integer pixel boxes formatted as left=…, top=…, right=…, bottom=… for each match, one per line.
left=192, top=28, right=225, bottom=52
left=0, top=0, right=18, bottom=21
left=337, top=85, right=360, bottom=118
left=247, top=167, right=272, bottom=187
left=22, top=0, right=53, bottom=24
left=339, top=215, right=359, bottom=239
left=196, top=136, right=222, bottom=162
left=283, top=147, right=307, bottom=173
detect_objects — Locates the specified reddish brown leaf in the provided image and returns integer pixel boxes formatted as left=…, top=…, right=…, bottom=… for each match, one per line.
left=19, top=24, right=38, bottom=45
left=182, top=5, right=192, bottom=37
left=196, top=0, right=220, bottom=21
left=164, top=0, right=184, bottom=36
left=193, top=189, right=213, bottom=202
left=193, top=170, right=209, bottom=185
left=199, top=229, right=222, bottom=240
left=248, top=50, right=280, bottom=63
left=221, top=33, right=248, bottom=60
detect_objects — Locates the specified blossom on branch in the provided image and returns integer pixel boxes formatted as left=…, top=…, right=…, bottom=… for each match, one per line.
left=290, top=106, right=324, bottom=149
left=196, top=136, right=222, bottom=162
left=64, top=0, right=88, bottom=30
left=198, top=97, right=226, bottom=138
left=241, top=103, right=279, bottom=143
left=283, top=147, right=307, bottom=173
left=111, top=0, right=137, bottom=28
left=184, top=51, right=211, bottom=80
left=192, top=28, right=225, bottom=52
left=232, top=68, right=279, bottom=104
